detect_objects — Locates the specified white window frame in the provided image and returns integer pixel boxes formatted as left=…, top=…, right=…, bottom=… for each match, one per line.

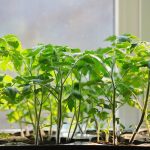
left=115, top=0, right=150, bottom=41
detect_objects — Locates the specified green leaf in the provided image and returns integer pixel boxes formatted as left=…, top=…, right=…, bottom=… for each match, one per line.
left=147, top=112, right=150, bottom=121
left=3, top=34, right=22, bottom=50
left=88, top=108, right=97, bottom=115
left=116, top=118, right=120, bottom=124
left=148, top=61, right=150, bottom=68
left=0, top=38, right=7, bottom=49
left=4, top=87, right=18, bottom=103
left=120, top=123, right=125, bottom=130
left=74, top=82, right=79, bottom=90
left=99, top=111, right=109, bottom=121
left=80, top=54, right=110, bottom=76
left=127, top=99, right=136, bottom=107
left=118, top=35, right=131, bottom=43
left=27, top=45, right=43, bottom=57
left=116, top=42, right=131, bottom=49
left=11, top=51, right=23, bottom=71
left=67, top=98, right=75, bottom=111
left=22, top=84, right=31, bottom=94
left=0, top=74, right=5, bottom=82
left=105, top=35, right=116, bottom=42
left=71, top=48, right=81, bottom=53
left=72, top=90, right=82, bottom=100
left=104, top=104, right=111, bottom=109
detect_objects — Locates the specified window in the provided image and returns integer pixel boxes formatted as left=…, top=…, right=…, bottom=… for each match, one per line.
left=115, top=0, right=150, bottom=41
left=0, top=0, right=114, bottom=50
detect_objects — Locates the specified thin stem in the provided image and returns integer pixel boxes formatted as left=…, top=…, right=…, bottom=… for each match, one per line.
left=110, top=57, right=116, bottom=146
left=48, top=97, right=53, bottom=140
left=129, top=69, right=150, bottom=144
left=78, top=123, right=84, bottom=134
left=17, top=110, right=25, bottom=137
left=56, top=71, right=63, bottom=144
left=26, top=99, right=35, bottom=129
left=33, top=84, right=39, bottom=145
left=94, top=115, right=100, bottom=143
left=36, top=99, right=43, bottom=144
left=39, top=84, right=58, bottom=100
left=67, top=112, right=75, bottom=141
left=70, top=99, right=81, bottom=140
left=70, top=73, right=82, bottom=141
left=84, top=118, right=90, bottom=134
left=145, top=109, right=150, bottom=136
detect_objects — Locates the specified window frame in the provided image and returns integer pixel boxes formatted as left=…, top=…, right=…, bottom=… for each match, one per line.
left=115, top=0, right=150, bottom=41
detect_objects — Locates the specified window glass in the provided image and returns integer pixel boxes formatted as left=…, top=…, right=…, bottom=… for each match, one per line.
left=0, top=0, right=114, bottom=50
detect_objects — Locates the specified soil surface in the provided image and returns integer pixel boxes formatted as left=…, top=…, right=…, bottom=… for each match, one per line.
left=0, top=128, right=149, bottom=146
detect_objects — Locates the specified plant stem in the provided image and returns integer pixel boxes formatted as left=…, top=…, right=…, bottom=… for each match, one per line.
left=129, top=69, right=150, bottom=144
left=26, top=100, right=35, bottom=129
left=33, top=84, right=39, bottom=145
left=111, top=57, right=116, bottom=146
left=36, top=100, right=43, bottom=144
left=84, top=118, right=89, bottom=134
left=56, top=80, right=63, bottom=144
left=48, top=98, right=53, bottom=140
left=93, top=115, right=99, bottom=143
left=145, top=114, right=150, bottom=136
left=105, top=117, right=111, bottom=143
left=70, top=99, right=81, bottom=140
left=17, top=110, right=25, bottom=137
left=97, top=123, right=100, bottom=143
left=78, top=123, right=83, bottom=134
left=112, top=80, right=116, bottom=145
left=67, top=112, right=75, bottom=141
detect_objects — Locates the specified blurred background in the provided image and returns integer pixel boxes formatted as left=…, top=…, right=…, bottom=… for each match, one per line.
left=0, top=0, right=114, bottom=50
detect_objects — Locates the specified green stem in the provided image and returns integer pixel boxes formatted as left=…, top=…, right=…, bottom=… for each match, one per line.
left=49, top=98, right=53, bottom=140
left=78, top=123, right=83, bottom=134
left=145, top=111, right=150, bottom=137
left=17, top=110, right=24, bottom=137
left=129, top=69, right=150, bottom=144
left=67, top=112, right=75, bottom=141
left=36, top=101, right=43, bottom=144
left=56, top=80, right=63, bottom=144
left=97, top=125, right=100, bottom=143
left=33, top=85, right=39, bottom=145
left=70, top=99, right=81, bottom=140
left=105, top=117, right=111, bottom=142
left=26, top=100, right=35, bottom=130
left=84, top=118, right=90, bottom=134
left=36, top=87, right=45, bottom=145
left=93, top=115, right=99, bottom=143
left=111, top=58, right=116, bottom=146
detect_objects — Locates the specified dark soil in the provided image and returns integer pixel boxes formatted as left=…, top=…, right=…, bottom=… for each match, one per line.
left=0, top=128, right=149, bottom=146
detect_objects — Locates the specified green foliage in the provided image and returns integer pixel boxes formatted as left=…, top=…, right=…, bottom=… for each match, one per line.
left=0, top=34, right=149, bottom=145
